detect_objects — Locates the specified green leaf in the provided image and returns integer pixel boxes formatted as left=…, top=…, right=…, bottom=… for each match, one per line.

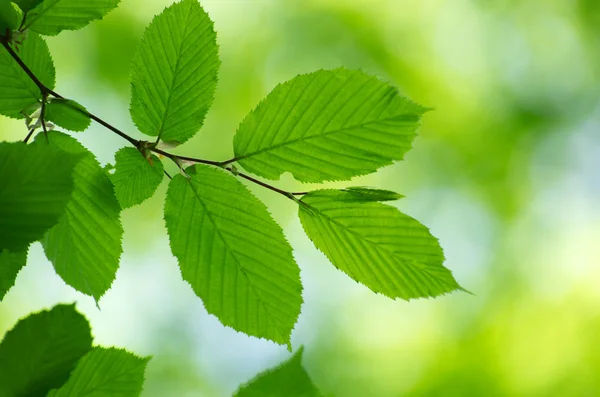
left=0, top=32, right=55, bottom=118
left=0, top=0, right=18, bottom=31
left=47, top=347, right=150, bottom=397
left=0, top=304, right=93, bottom=397
left=35, top=131, right=123, bottom=301
left=109, top=147, right=164, bottom=209
left=234, top=347, right=322, bottom=397
left=0, top=247, right=27, bottom=301
left=12, top=0, right=44, bottom=13
left=0, top=141, right=79, bottom=252
left=45, top=98, right=91, bottom=132
left=130, top=0, right=219, bottom=144
left=337, top=187, right=404, bottom=202
left=23, top=0, right=120, bottom=36
left=233, top=68, right=427, bottom=182
left=164, top=165, right=302, bottom=346
left=299, top=190, right=463, bottom=300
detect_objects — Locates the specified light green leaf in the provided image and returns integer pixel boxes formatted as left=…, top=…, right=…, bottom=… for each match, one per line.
left=35, top=131, right=123, bottom=301
left=23, top=0, right=120, bottom=36
left=12, top=0, right=44, bottom=13
left=109, top=147, right=164, bottom=209
left=337, top=187, right=404, bottom=202
left=45, top=98, right=91, bottom=132
left=47, top=347, right=150, bottom=397
left=164, top=165, right=302, bottom=346
left=0, top=141, right=79, bottom=252
left=0, top=32, right=55, bottom=118
left=233, top=68, right=427, bottom=182
left=0, top=304, right=93, bottom=397
left=0, top=0, right=18, bottom=31
left=234, top=347, right=322, bottom=397
left=130, top=0, right=219, bottom=144
left=299, top=190, right=463, bottom=300
left=0, top=247, right=27, bottom=301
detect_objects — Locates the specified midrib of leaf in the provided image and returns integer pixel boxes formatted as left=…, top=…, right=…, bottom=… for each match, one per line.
left=184, top=178, right=287, bottom=342
left=303, top=202, right=449, bottom=287
left=155, top=1, right=193, bottom=141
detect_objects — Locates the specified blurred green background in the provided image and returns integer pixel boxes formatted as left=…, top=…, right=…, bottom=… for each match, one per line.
left=2, top=0, right=600, bottom=395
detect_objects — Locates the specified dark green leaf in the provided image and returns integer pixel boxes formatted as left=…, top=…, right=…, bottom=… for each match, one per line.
left=45, top=98, right=91, bottom=132
left=24, top=0, right=120, bottom=36
left=299, top=190, right=463, bottom=300
left=12, top=0, right=44, bottom=13
left=109, top=147, right=164, bottom=209
left=337, top=187, right=404, bottom=202
left=234, top=347, right=322, bottom=397
left=0, top=0, right=18, bottom=31
left=35, top=131, right=123, bottom=301
left=0, top=141, right=79, bottom=252
left=130, top=0, right=219, bottom=144
left=47, top=347, right=150, bottom=397
left=233, top=68, right=427, bottom=182
left=0, top=304, right=93, bottom=397
left=0, top=32, right=55, bottom=118
left=0, top=247, right=27, bottom=301
left=164, top=165, right=302, bottom=346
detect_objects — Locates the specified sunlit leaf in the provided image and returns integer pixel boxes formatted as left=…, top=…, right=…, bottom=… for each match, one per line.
left=35, top=131, right=123, bottom=301
left=0, top=141, right=79, bottom=252
left=45, top=98, right=91, bottom=132
left=0, top=32, right=55, bottom=118
left=336, top=187, right=404, bottom=202
left=164, top=165, right=302, bottom=346
left=24, top=0, right=120, bottom=36
left=299, top=189, right=463, bottom=300
left=0, top=304, right=93, bottom=396
left=233, top=68, right=427, bottom=182
left=0, top=247, right=27, bottom=301
left=12, top=0, right=44, bottom=13
left=130, top=0, right=219, bottom=144
left=109, top=147, right=164, bottom=209
left=234, top=347, right=322, bottom=397
left=47, top=347, right=150, bottom=397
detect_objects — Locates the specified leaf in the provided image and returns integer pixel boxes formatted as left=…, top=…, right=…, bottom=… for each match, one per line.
left=337, top=187, right=404, bottom=202
left=35, top=131, right=123, bottom=301
left=0, top=0, right=18, bottom=31
left=0, top=32, right=55, bottom=118
left=0, top=248, right=27, bottom=301
left=234, top=347, right=322, bottom=397
left=0, top=141, right=79, bottom=252
left=45, top=98, right=91, bottom=132
left=109, top=147, right=164, bottom=209
left=47, top=347, right=150, bottom=397
left=23, top=0, right=120, bottom=36
left=164, top=165, right=302, bottom=346
left=0, top=304, right=93, bottom=397
left=130, top=0, right=219, bottom=144
left=298, top=190, right=463, bottom=300
left=233, top=68, right=427, bottom=183
left=12, top=0, right=44, bottom=13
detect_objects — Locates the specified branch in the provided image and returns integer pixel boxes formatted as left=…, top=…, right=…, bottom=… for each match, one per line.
left=1, top=38, right=306, bottom=201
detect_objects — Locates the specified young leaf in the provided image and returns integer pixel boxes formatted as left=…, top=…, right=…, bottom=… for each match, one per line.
left=45, top=98, right=91, bottom=132
left=23, top=0, right=120, bottom=36
left=164, top=165, right=302, bottom=346
left=0, top=248, right=27, bottom=301
left=0, top=0, right=18, bottom=31
left=234, top=347, right=322, bottom=397
left=0, top=141, right=79, bottom=252
left=47, top=347, right=150, bottom=397
left=130, top=0, right=219, bottom=144
left=109, top=147, right=164, bottom=209
left=337, top=187, right=404, bottom=202
left=12, top=0, right=44, bottom=13
left=35, top=131, right=123, bottom=301
left=233, top=68, right=427, bottom=182
left=0, top=32, right=55, bottom=118
left=299, top=190, right=463, bottom=300
left=0, top=304, right=93, bottom=397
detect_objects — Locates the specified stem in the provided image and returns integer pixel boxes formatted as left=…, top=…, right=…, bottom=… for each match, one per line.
left=23, top=127, right=35, bottom=143
left=1, top=38, right=305, bottom=202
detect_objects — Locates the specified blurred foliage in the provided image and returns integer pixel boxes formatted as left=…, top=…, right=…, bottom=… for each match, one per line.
left=1, top=0, right=599, bottom=396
